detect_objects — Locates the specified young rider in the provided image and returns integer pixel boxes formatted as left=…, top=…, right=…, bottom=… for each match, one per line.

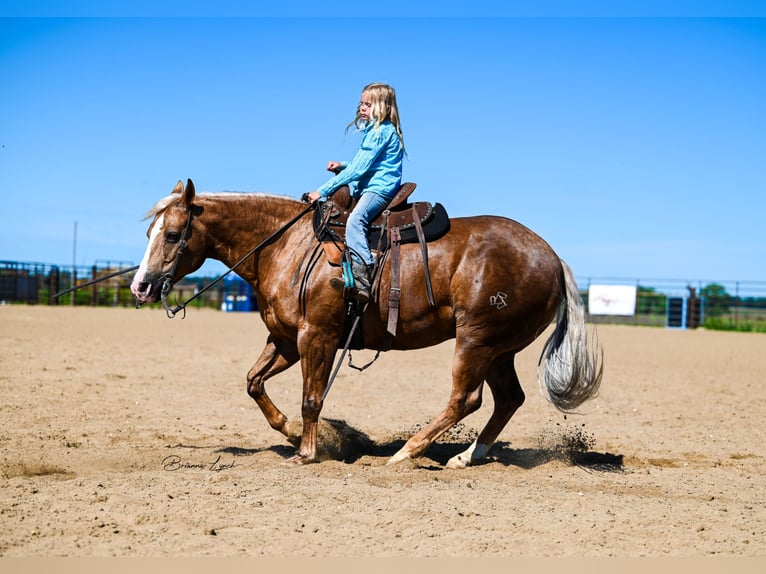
left=307, top=82, right=405, bottom=303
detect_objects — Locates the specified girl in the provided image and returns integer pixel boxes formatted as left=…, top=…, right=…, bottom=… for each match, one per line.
left=307, top=83, right=405, bottom=303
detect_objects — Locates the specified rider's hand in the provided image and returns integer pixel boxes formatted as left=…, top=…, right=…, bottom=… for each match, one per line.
left=307, top=191, right=321, bottom=203
left=326, top=161, right=343, bottom=174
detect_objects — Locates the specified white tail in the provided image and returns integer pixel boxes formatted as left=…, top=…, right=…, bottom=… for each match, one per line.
left=537, top=260, right=604, bottom=412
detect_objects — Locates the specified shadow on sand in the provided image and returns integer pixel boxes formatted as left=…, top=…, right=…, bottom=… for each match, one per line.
left=218, top=418, right=625, bottom=472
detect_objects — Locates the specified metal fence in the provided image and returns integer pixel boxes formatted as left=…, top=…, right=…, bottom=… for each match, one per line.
left=0, top=260, right=253, bottom=311
left=579, top=276, right=766, bottom=331
left=2, top=260, right=765, bottom=330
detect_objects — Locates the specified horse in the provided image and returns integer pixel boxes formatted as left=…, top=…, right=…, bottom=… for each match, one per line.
left=130, top=179, right=603, bottom=467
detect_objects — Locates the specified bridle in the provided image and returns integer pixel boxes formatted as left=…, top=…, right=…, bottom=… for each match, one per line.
left=159, top=204, right=196, bottom=316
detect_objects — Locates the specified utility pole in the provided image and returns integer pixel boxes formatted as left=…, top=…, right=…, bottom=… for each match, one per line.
left=71, top=221, right=77, bottom=306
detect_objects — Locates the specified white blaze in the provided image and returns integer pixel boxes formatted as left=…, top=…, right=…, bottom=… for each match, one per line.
left=130, top=213, right=164, bottom=297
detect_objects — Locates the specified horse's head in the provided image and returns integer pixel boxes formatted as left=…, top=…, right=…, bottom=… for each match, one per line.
left=130, top=179, right=206, bottom=305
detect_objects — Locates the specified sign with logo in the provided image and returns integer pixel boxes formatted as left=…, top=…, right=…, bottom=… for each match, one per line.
left=588, top=284, right=637, bottom=316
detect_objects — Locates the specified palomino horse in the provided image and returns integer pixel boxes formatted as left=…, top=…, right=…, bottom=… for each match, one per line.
left=131, top=179, right=603, bottom=467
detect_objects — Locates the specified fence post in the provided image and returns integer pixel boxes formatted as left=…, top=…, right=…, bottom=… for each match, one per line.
left=48, top=266, right=59, bottom=305
left=686, top=286, right=700, bottom=329
left=91, top=265, right=97, bottom=306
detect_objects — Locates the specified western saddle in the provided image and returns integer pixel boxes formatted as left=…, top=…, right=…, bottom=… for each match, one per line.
left=313, top=182, right=439, bottom=340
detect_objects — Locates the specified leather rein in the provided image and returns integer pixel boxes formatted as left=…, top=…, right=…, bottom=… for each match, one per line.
left=156, top=201, right=315, bottom=318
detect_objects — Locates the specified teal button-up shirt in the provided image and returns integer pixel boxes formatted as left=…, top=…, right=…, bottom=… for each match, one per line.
left=317, top=120, right=403, bottom=201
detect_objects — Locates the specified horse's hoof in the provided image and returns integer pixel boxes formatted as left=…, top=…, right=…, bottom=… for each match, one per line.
left=386, top=450, right=412, bottom=465
left=446, top=441, right=489, bottom=469
left=445, top=454, right=471, bottom=469
left=283, top=454, right=317, bottom=467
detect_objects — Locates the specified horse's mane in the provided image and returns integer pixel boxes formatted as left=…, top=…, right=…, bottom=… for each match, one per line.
left=143, top=194, right=176, bottom=220
left=143, top=191, right=300, bottom=221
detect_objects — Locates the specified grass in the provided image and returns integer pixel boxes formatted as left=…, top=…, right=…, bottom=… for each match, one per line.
left=703, top=316, right=766, bottom=333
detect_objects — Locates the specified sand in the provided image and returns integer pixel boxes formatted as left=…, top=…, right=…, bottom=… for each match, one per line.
left=1, top=305, right=764, bottom=557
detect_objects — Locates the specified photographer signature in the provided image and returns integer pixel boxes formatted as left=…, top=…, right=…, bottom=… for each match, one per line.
left=161, top=454, right=237, bottom=472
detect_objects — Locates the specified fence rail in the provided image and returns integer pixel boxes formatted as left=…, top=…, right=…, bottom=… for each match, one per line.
left=579, top=276, right=766, bottom=331
left=2, top=260, right=765, bottom=330
left=0, top=260, right=247, bottom=311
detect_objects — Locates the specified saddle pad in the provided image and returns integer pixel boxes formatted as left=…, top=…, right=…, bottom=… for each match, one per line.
left=371, top=202, right=450, bottom=249
left=313, top=202, right=451, bottom=249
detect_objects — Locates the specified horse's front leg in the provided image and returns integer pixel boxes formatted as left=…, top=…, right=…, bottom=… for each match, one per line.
left=286, top=330, right=338, bottom=465
left=247, top=335, right=300, bottom=438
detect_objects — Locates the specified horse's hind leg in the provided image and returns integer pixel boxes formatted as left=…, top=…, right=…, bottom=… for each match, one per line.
left=246, top=335, right=299, bottom=438
left=387, top=344, right=491, bottom=465
left=446, top=354, right=525, bottom=468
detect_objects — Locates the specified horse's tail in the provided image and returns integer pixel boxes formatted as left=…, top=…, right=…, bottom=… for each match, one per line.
left=537, top=260, right=604, bottom=413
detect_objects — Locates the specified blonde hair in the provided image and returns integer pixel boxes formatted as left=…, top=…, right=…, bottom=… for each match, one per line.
left=348, top=82, right=404, bottom=150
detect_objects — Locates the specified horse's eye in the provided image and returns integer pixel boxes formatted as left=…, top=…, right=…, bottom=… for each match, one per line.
left=166, top=231, right=181, bottom=244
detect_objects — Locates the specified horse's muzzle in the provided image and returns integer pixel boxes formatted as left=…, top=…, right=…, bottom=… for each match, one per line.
left=130, top=271, right=164, bottom=304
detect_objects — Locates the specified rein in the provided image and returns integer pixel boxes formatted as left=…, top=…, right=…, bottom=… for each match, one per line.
left=53, top=264, right=140, bottom=299
left=158, top=201, right=315, bottom=318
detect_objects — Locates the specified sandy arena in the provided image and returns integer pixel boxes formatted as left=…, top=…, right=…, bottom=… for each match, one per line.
left=1, top=305, right=764, bottom=557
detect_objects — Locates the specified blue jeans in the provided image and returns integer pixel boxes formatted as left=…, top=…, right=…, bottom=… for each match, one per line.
left=346, top=191, right=390, bottom=265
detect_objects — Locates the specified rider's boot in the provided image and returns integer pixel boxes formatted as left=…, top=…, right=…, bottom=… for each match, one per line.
left=329, top=262, right=373, bottom=304
left=350, top=262, right=372, bottom=304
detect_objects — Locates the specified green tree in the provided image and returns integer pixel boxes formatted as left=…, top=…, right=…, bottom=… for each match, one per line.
left=700, top=283, right=731, bottom=317
left=637, top=286, right=665, bottom=315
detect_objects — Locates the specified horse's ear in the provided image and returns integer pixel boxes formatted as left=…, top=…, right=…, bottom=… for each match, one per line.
left=172, top=180, right=184, bottom=195
left=182, top=179, right=196, bottom=207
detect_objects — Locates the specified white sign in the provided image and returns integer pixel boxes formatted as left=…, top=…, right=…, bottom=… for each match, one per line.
left=588, top=284, right=637, bottom=316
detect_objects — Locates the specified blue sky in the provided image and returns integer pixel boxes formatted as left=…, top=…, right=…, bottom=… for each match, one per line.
left=2, top=3, right=765, bottom=284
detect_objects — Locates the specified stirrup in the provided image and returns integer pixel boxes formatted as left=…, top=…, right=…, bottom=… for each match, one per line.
left=329, top=261, right=357, bottom=301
